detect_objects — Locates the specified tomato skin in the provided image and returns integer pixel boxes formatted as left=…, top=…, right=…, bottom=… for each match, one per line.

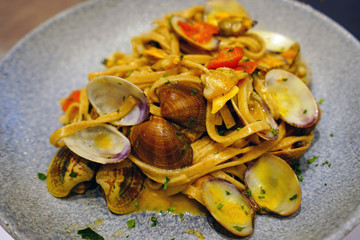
left=62, top=90, right=81, bottom=111
left=206, top=47, right=243, bottom=69
left=234, top=61, right=259, bottom=74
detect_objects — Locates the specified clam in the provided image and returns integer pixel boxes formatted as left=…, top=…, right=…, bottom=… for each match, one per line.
left=129, top=116, right=193, bottom=170
left=63, top=124, right=131, bottom=164
left=201, top=178, right=255, bottom=236
left=244, top=154, right=301, bottom=216
left=86, top=75, right=149, bottom=126
left=170, top=16, right=219, bottom=51
left=157, top=82, right=206, bottom=132
left=96, top=158, right=145, bottom=214
left=265, top=69, right=319, bottom=128
left=250, top=30, right=295, bottom=53
left=47, top=147, right=98, bottom=198
left=272, top=139, right=312, bottom=165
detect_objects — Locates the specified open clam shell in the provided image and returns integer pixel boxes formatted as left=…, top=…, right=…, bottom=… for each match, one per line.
left=265, top=69, right=319, bottom=128
left=244, top=154, right=301, bottom=216
left=201, top=178, right=255, bottom=236
left=250, top=30, right=295, bottom=53
left=63, top=124, right=131, bottom=164
left=86, top=75, right=149, bottom=126
left=96, top=158, right=145, bottom=214
left=47, top=147, right=98, bottom=198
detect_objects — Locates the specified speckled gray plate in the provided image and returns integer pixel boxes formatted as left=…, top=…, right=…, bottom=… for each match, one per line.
left=0, top=0, right=359, bottom=239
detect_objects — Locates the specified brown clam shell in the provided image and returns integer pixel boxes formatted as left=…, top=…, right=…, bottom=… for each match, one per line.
left=96, top=159, right=144, bottom=214
left=129, top=116, right=193, bottom=170
left=271, top=141, right=312, bottom=165
left=158, top=82, right=206, bottom=132
left=46, top=147, right=98, bottom=198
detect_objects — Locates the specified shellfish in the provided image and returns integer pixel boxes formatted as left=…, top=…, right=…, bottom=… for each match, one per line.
left=244, top=154, right=301, bottom=216
left=129, top=116, right=193, bottom=170
left=96, top=158, right=145, bottom=214
left=47, top=147, right=98, bottom=198
left=157, top=82, right=206, bottom=132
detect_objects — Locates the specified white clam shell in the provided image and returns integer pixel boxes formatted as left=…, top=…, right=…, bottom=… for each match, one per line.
left=265, top=69, right=318, bottom=128
left=251, top=30, right=295, bottom=52
left=86, top=75, right=149, bottom=126
left=63, top=124, right=131, bottom=164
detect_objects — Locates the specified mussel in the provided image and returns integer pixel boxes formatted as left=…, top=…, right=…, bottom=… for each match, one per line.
left=265, top=69, right=319, bottom=128
left=86, top=75, right=149, bottom=126
left=129, top=116, right=193, bottom=170
left=96, top=158, right=145, bottom=214
left=47, top=147, right=98, bottom=198
left=157, top=82, right=206, bottom=132
left=244, top=154, right=301, bottom=216
left=201, top=178, right=255, bottom=236
left=63, top=124, right=131, bottom=164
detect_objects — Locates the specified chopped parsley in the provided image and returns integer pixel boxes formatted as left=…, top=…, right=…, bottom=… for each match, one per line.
left=258, top=196, right=265, bottom=199
left=37, top=172, right=46, bottom=180
left=102, top=59, right=108, bottom=66
left=163, top=177, right=171, bottom=190
left=69, top=172, right=78, bottom=178
left=292, top=162, right=304, bottom=181
left=289, top=194, right=298, bottom=201
left=318, top=98, right=324, bottom=104
left=245, top=211, right=249, bottom=215
left=214, top=151, right=219, bottom=155
left=168, top=206, right=176, bottom=212
left=282, top=78, right=288, bottom=82
left=321, top=160, right=331, bottom=167
left=237, top=127, right=241, bottom=131
left=77, top=227, right=104, bottom=240
left=189, top=119, right=196, bottom=127
left=217, top=203, right=224, bottom=210
left=307, top=156, right=318, bottom=164
left=127, top=219, right=135, bottom=228
left=125, top=70, right=133, bottom=77
left=247, top=189, right=252, bottom=197
left=251, top=70, right=259, bottom=78
left=150, top=217, right=158, bottom=227
left=191, top=89, right=198, bottom=95
left=329, top=133, right=334, bottom=137
left=260, top=186, right=266, bottom=194
left=134, top=201, right=139, bottom=208
left=165, top=80, right=171, bottom=85
left=228, top=48, right=234, bottom=52
left=303, top=109, right=307, bottom=114
left=225, top=190, right=231, bottom=195
left=179, top=213, right=184, bottom=219
left=233, top=226, right=245, bottom=232
left=175, top=132, right=181, bottom=137
left=271, top=128, right=277, bottom=135
left=163, top=74, right=169, bottom=77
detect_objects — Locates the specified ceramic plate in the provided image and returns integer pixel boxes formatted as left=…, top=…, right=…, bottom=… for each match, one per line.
left=0, top=0, right=359, bottom=239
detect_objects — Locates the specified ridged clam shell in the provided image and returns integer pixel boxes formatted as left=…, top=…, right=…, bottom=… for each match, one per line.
left=96, top=158, right=145, bottom=214
left=158, top=82, right=206, bottom=132
left=129, top=116, right=193, bottom=170
left=46, top=147, right=98, bottom=198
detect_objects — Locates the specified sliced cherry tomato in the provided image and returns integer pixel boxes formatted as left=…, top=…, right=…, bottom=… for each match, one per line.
left=206, top=46, right=243, bottom=69
left=62, top=90, right=81, bottom=111
left=177, top=20, right=218, bottom=44
left=234, top=61, right=259, bottom=74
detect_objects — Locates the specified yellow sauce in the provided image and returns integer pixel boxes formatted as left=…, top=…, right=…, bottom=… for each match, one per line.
left=94, top=132, right=114, bottom=150
left=136, top=185, right=207, bottom=216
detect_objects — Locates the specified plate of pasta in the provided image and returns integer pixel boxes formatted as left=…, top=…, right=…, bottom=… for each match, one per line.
left=0, top=0, right=359, bottom=239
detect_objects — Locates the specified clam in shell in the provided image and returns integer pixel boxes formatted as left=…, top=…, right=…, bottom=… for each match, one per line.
left=129, top=116, right=193, bottom=170
left=201, top=178, right=255, bottom=236
left=158, top=82, right=206, bottom=132
left=47, top=147, right=98, bottom=198
left=96, top=158, right=145, bottom=214
left=244, top=154, right=301, bottom=216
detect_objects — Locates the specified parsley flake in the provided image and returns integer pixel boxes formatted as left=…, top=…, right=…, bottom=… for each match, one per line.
left=225, top=190, right=231, bottom=195
left=233, top=226, right=245, bottom=232
left=307, top=156, right=318, bottom=164
left=319, top=98, right=324, bottom=104
left=77, top=227, right=104, bottom=240
left=127, top=219, right=135, bottom=228
left=163, top=177, right=171, bottom=190
left=150, top=217, right=158, bottom=227
left=69, top=172, right=77, bottom=178
left=217, top=203, right=224, bottom=210
left=258, top=196, right=265, bottom=199
left=289, top=194, right=298, bottom=201
left=247, top=189, right=252, bottom=197
left=37, top=172, right=46, bottom=180
left=191, top=89, right=198, bottom=95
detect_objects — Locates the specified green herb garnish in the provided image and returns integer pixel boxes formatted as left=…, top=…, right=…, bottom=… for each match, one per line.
left=319, top=98, right=324, bottom=104
left=69, top=172, right=77, bottom=178
left=163, top=177, right=171, bottom=190
left=150, top=217, right=158, bottom=227
left=225, top=190, right=231, bottom=195
left=289, top=194, right=298, bottom=201
left=191, top=89, right=197, bottom=95
left=329, top=133, right=334, bottom=137
left=37, top=172, right=46, bottom=180
left=303, top=109, right=307, bottom=114
left=102, top=59, right=108, bottom=66
left=282, top=78, right=288, bottom=82
left=247, top=189, right=252, bottom=197
left=228, top=48, right=234, bottom=52
left=233, top=226, right=245, bottom=232
left=260, top=186, right=266, bottom=194
left=168, top=206, right=176, bottom=212
left=77, top=227, right=104, bottom=240
left=127, top=219, right=135, bottom=228
left=307, top=156, right=318, bottom=164
left=258, top=196, right=265, bottom=199
left=217, top=203, right=224, bottom=210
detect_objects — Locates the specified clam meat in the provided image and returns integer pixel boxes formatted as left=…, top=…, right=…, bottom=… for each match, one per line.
left=201, top=178, right=255, bottom=236
left=129, top=116, right=193, bottom=170
left=47, top=147, right=98, bottom=198
left=96, top=158, right=145, bottom=214
left=63, top=124, right=131, bottom=164
left=265, top=69, right=319, bottom=128
left=244, top=154, right=301, bottom=216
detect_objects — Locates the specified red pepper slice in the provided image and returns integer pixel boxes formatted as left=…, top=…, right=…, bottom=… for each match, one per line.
left=177, top=20, right=218, bottom=44
left=206, top=46, right=243, bottom=69
left=62, top=90, right=81, bottom=111
left=234, top=61, right=259, bottom=74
